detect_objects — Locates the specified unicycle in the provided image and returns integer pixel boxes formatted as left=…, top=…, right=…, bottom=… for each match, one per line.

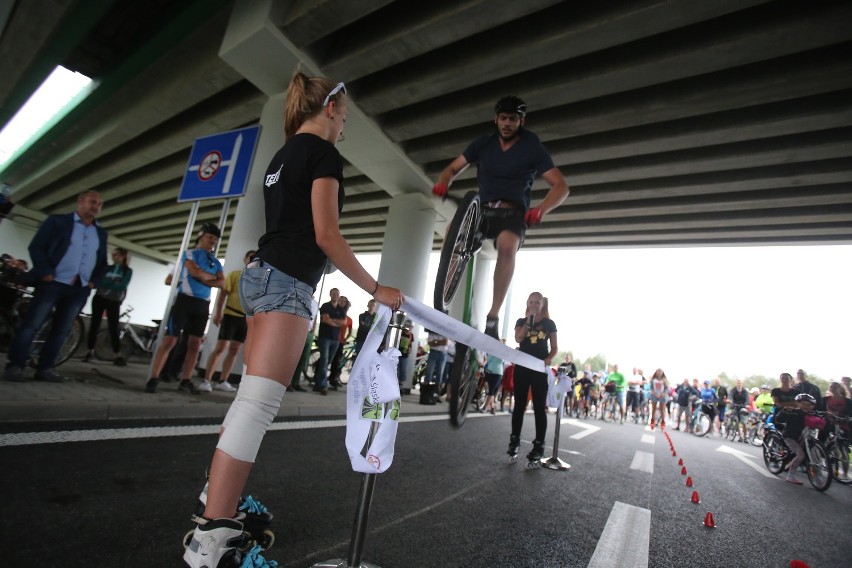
left=448, top=343, right=480, bottom=427
left=434, top=191, right=483, bottom=313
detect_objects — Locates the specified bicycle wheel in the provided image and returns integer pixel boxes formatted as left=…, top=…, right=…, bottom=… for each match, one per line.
left=602, top=399, right=615, bottom=423
left=448, top=344, right=476, bottom=428
left=693, top=413, right=711, bottom=437
left=303, top=349, right=320, bottom=384
left=806, top=442, right=832, bottom=492
left=762, top=431, right=786, bottom=475
left=434, top=191, right=481, bottom=312
left=827, top=440, right=851, bottom=484
left=34, top=316, right=83, bottom=367
left=750, top=421, right=765, bottom=447
left=0, top=310, right=16, bottom=353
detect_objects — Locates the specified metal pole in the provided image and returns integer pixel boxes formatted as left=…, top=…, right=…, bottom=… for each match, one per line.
left=541, top=376, right=571, bottom=471
left=313, top=310, right=405, bottom=568
left=146, top=201, right=199, bottom=380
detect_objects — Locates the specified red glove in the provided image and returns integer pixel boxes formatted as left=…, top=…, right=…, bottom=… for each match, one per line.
left=432, top=182, right=448, bottom=199
left=524, top=207, right=543, bottom=226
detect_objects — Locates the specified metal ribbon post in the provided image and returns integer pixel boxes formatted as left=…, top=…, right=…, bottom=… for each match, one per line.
left=541, top=374, right=571, bottom=471
left=313, top=310, right=406, bottom=568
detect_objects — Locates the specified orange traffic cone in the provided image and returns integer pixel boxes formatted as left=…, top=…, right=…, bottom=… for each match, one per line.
left=789, top=561, right=810, bottom=568
left=681, top=466, right=687, bottom=475
left=703, top=512, right=715, bottom=528
left=678, top=458, right=683, bottom=466
left=686, top=476, right=693, bottom=487
left=691, top=491, right=700, bottom=503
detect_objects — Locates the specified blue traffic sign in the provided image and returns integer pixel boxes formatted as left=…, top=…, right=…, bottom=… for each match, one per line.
left=178, top=125, right=261, bottom=202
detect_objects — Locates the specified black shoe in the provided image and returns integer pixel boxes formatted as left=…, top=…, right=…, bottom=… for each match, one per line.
left=286, top=386, right=295, bottom=392
left=35, top=368, right=68, bottom=382
left=293, top=385, right=306, bottom=392
left=400, top=387, right=411, bottom=395
left=179, top=379, right=200, bottom=395
left=485, top=316, right=499, bottom=340
left=113, top=356, right=127, bottom=367
left=145, top=378, right=159, bottom=393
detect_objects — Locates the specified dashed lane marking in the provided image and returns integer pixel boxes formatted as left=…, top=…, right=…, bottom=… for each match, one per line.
left=587, top=501, right=650, bottom=568
left=629, top=450, right=654, bottom=474
left=640, top=434, right=654, bottom=445
left=0, top=413, right=491, bottom=447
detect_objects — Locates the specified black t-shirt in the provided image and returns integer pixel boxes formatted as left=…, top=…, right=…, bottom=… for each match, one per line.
left=730, top=387, right=749, bottom=407
left=318, top=302, right=347, bottom=340
left=579, top=377, right=592, bottom=395
left=514, top=317, right=557, bottom=360
left=771, top=387, right=798, bottom=407
left=256, top=134, right=344, bottom=290
left=355, top=311, right=375, bottom=343
left=463, top=130, right=554, bottom=210
left=715, top=385, right=728, bottom=407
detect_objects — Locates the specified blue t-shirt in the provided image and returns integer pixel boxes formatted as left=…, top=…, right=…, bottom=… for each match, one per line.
left=179, top=248, right=222, bottom=301
left=463, top=130, right=555, bottom=210
left=700, top=387, right=717, bottom=404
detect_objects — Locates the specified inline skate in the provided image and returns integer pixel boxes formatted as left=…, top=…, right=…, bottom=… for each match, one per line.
left=526, top=439, right=545, bottom=469
left=507, top=434, right=520, bottom=463
left=183, top=517, right=277, bottom=568
left=182, top=480, right=274, bottom=551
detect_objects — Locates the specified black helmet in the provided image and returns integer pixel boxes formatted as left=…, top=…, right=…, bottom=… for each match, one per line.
left=198, top=222, right=221, bottom=238
left=794, top=393, right=816, bottom=405
left=495, top=96, right=526, bottom=117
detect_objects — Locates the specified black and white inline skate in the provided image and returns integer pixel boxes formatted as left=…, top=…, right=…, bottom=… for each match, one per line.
left=183, top=517, right=277, bottom=568
left=526, top=439, right=545, bottom=469
left=507, top=434, right=520, bottom=463
left=182, top=482, right=274, bottom=552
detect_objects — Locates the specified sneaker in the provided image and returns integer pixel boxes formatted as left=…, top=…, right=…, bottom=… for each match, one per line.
left=215, top=381, right=236, bottom=392
left=145, top=378, right=158, bottom=393
left=484, top=316, right=499, bottom=340
left=184, top=518, right=278, bottom=568
left=785, top=476, right=803, bottom=485
left=2, top=366, right=25, bottom=382
left=197, top=381, right=213, bottom=393
left=292, top=385, right=306, bottom=392
left=113, top=356, right=126, bottom=367
left=35, top=368, right=68, bottom=383
left=179, top=379, right=201, bottom=395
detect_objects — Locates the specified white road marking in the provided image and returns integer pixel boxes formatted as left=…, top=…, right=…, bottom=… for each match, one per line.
left=630, top=450, right=654, bottom=474
left=564, top=418, right=601, bottom=440
left=587, top=501, right=650, bottom=568
left=0, top=413, right=478, bottom=447
left=716, top=444, right=777, bottom=479
left=640, top=434, right=655, bottom=445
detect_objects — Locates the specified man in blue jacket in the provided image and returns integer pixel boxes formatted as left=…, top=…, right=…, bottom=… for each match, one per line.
left=3, top=191, right=108, bottom=382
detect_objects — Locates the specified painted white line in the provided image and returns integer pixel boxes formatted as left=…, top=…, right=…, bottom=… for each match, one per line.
left=716, top=445, right=777, bottom=479
left=640, top=434, right=655, bottom=445
left=587, top=501, right=650, bottom=568
left=0, top=413, right=464, bottom=447
left=564, top=418, right=601, bottom=440
left=629, top=450, right=654, bottom=474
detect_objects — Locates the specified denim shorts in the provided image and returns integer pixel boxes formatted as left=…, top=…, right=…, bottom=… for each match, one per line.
left=239, top=261, right=317, bottom=321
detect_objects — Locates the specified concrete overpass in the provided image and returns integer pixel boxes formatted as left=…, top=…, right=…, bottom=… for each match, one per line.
left=1, top=0, right=851, bottom=261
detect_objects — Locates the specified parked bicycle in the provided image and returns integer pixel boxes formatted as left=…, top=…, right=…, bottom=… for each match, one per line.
left=823, top=413, right=851, bottom=485
left=0, top=277, right=82, bottom=367
left=93, top=306, right=158, bottom=362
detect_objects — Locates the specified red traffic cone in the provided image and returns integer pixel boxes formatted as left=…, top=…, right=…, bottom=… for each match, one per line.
left=678, top=458, right=683, bottom=466
left=691, top=490, right=700, bottom=503
left=672, top=451, right=677, bottom=457
left=681, top=466, right=687, bottom=475
left=686, top=476, right=693, bottom=487
left=703, top=512, right=715, bottom=528
left=789, top=561, right=810, bottom=568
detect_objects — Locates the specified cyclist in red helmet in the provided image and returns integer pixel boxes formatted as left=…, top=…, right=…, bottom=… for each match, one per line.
left=432, top=96, right=570, bottom=339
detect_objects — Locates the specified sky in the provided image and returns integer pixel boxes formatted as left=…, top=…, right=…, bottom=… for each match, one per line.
left=322, top=245, right=851, bottom=383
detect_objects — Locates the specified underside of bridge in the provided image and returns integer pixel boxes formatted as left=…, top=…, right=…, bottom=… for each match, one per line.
left=1, top=0, right=851, bottom=260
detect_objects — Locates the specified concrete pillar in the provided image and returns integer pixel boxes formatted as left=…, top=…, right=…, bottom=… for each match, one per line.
left=200, top=92, right=287, bottom=376
left=378, top=192, right=436, bottom=386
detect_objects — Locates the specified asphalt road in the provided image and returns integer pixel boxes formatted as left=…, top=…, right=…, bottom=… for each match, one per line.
left=1, top=411, right=849, bottom=567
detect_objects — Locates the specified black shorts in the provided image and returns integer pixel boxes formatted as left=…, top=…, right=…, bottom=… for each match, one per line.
left=481, top=207, right=526, bottom=246
left=166, top=293, right=210, bottom=337
left=217, top=313, right=247, bottom=342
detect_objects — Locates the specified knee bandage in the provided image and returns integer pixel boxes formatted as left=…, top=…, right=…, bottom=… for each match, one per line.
left=217, top=375, right=286, bottom=463
left=220, top=364, right=249, bottom=430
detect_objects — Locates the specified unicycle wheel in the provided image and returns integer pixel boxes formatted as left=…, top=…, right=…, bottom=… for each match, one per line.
left=434, top=191, right=481, bottom=312
left=448, top=344, right=476, bottom=428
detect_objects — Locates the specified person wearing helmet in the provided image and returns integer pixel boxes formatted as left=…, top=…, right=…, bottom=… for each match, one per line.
left=754, top=384, right=774, bottom=414
left=146, top=222, right=225, bottom=394
left=779, top=392, right=817, bottom=485
left=432, top=96, right=570, bottom=339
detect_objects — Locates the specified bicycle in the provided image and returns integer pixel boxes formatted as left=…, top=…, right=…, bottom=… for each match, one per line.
left=724, top=404, right=749, bottom=443
left=0, top=283, right=83, bottom=367
left=762, top=410, right=832, bottom=491
left=823, top=413, right=851, bottom=485
left=690, top=401, right=715, bottom=437
left=598, top=390, right=619, bottom=423
left=93, top=306, right=157, bottom=362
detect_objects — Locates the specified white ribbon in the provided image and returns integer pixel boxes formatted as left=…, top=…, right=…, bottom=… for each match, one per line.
left=401, top=297, right=547, bottom=373
left=345, top=305, right=401, bottom=474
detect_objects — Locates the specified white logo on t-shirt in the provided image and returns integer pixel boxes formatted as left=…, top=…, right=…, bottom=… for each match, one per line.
left=265, top=164, right=282, bottom=187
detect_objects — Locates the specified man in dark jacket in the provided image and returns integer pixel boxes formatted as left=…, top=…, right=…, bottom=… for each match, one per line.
left=3, top=191, right=108, bottom=382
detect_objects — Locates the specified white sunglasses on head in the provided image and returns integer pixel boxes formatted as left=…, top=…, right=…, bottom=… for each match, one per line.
left=323, top=82, right=347, bottom=107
